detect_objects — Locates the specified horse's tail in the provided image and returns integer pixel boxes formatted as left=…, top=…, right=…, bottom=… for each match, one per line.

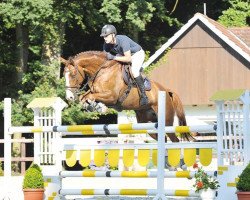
left=171, top=91, right=195, bottom=141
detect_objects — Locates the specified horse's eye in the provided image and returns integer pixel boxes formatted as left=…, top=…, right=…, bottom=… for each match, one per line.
left=65, top=65, right=76, bottom=76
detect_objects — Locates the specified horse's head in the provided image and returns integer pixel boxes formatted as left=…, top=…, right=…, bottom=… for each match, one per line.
left=61, top=51, right=112, bottom=102
left=61, top=57, right=86, bottom=102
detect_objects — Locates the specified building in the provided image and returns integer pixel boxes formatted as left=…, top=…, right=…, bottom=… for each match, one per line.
left=144, top=13, right=250, bottom=126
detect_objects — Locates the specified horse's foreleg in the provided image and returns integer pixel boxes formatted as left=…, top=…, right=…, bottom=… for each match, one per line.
left=80, top=91, right=118, bottom=105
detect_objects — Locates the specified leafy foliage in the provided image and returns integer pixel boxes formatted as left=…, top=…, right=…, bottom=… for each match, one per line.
left=218, top=0, right=250, bottom=27
left=23, top=164, right=44, bottom=189
left=192, top=163, right=219, bottom=193
left=62, top=103, right=117, bottom=125
left=100, top=0, right=122, bottom=23
left=0, top=0, right=53, bottom=28
left=144, top=48, right=170, bottom=75
left=236, top=163, right=250, bottom=191
left=0, top=162, right=3, bottom=176
left=125, top=1, right=156, bottom=30
left=0, top=59, right=66, bottom=126
left=100, top=0, right=157, bottom=30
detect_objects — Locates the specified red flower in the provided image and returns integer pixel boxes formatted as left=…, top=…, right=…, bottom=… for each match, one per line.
left=197, top=181, right=203, bottom=189
left=193, top=163, right=198, bottom=169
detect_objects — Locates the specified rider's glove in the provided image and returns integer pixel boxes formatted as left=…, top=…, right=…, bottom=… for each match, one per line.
left=107, top=52, right=115, bottom=60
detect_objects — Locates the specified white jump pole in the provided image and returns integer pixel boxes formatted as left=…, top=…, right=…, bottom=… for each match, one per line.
left=154, top=91, right=166, bottom=200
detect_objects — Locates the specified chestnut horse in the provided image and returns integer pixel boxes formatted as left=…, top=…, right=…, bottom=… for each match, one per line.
left=61, top=51, right=193, bottom=142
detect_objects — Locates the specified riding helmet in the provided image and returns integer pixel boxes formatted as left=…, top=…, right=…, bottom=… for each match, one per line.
left=100, top=24, right=117, bottom=37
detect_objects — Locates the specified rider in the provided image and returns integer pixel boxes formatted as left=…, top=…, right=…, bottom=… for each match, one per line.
left=100, top=24, right=148, bottom=106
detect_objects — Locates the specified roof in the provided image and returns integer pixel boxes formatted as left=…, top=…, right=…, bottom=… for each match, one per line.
left=27, top=97, right=68, bottom=109
left=229, top=27, right=250, bottom=47
left=143, top=13, right=250, bottom=68
left=210, top=89, right=246, bottom=101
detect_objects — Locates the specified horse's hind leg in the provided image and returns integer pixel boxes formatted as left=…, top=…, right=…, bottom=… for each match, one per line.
left=146, top=95, right=179, bottom=143
left=164, top=93, right=180, bottom=142
left=135, top=108, right=168, bottom=142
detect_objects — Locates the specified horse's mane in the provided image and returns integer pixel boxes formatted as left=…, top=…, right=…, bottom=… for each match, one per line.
left=71, top=51, right=105, bottom=59
left=68, top=51, right=117, bottom=68
left=67, top=51, right=105, bottom=65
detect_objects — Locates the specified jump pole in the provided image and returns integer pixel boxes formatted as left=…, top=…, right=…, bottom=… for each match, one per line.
left=154, top=91, right=166, bottom=200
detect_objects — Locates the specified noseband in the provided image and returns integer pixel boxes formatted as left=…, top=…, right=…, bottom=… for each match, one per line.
left=65, top=64, right=86, bottom=95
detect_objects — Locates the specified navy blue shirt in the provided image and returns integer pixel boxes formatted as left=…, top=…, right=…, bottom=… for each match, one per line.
left=103, top=35, right=142, bottom=55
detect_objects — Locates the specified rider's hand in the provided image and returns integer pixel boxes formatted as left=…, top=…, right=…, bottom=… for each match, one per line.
left=107, top=53, right=115, bottom=60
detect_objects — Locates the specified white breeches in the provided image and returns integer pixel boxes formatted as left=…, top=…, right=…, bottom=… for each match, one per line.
left=131, top=49, right=145, bottom=78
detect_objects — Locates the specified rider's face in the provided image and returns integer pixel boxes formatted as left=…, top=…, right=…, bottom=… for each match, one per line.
left=104, top=34, right=115, bottom=44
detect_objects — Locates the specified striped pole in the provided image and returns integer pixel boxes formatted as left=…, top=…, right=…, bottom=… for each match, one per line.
left=61, top=124, right=216, bottom=135
left=8, top=124, right=216, bottom=135
left=59, top=188, right=200, bottom=197
left=8, top=123, right=157, bottom=134
left=60, top=170, right=217, bottom=178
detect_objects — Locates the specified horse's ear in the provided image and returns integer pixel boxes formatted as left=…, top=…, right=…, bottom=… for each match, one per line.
left=60, top=57, right=67, bottom=65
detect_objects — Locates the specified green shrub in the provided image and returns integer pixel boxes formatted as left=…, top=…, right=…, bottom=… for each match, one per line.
left=236, top=163, right=250, bottom=191
left=23, top=164, right=44, bottom=189
left=0, top=162, right=3, bottom=176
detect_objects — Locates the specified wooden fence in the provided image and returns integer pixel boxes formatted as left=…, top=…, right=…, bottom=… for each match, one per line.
left=0, top=137, right=33, bottom=175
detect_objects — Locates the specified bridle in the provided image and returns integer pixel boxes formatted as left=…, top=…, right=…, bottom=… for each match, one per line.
left=65, top=64, right=86, bottom=95
left=65, top=59, right=109, bottom=96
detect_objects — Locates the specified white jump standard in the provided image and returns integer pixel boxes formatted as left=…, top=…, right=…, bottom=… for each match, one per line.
left=3, top=89, right=250, bottom=200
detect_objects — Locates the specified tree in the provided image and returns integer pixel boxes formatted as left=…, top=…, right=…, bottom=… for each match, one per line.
left=218, top=0, right=250, bottom=27
left=0, top=0, right=55, bottom=81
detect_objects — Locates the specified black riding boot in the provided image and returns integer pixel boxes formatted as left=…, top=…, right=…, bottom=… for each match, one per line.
left=135, top=75, right=149, bottom=106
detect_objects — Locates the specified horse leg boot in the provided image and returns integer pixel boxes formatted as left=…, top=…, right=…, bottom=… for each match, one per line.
left=135, top=75, right=149, bottom=106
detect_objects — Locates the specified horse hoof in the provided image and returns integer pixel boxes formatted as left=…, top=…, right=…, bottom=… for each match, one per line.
left=96, top=102, right=108, bottom=113
left=168, top=167, right=177, bottom=171
left=82, top=102, right=89, bottom=110
left=90, top=106, right=96, bottom=112
left=181, top=164, right=187, bottom=171
left=180, top=158, right=187, bottom=171
left=88, top=99, right=97, bottom=107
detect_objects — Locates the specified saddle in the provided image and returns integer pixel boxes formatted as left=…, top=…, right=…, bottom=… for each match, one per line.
left=116, top=64, right=151, bottom=108
left=122, top=65, right=151, bottom=91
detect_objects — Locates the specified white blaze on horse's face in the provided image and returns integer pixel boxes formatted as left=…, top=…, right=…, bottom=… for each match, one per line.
left=64, top=70, right=76, bottom=101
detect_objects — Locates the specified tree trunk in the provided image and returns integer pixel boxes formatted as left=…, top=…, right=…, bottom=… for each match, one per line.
left=14, top=24, right=29, bottom=168
left=16, top=23, right=29, bottom=82
left=41, top=22, right=65, bottom=79
left=131, top=27, right=139, bottom=42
